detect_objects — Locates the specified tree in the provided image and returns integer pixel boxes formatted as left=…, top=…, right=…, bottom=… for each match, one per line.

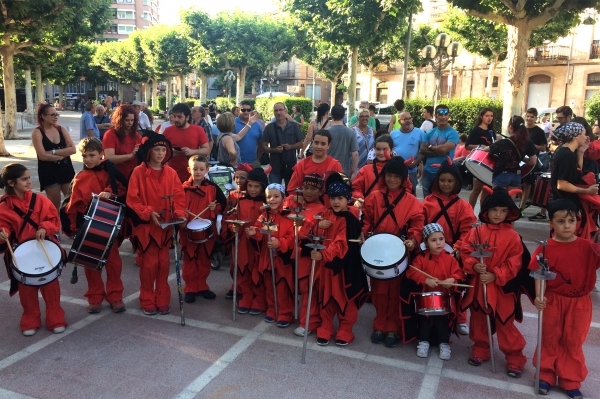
left=77, top=43, right=112, bottom=100
left=403, top=25, right=443, bottom=97
left=0, top=0, right=112, bottom=155
left=182, top=11, right=296, bottom=104
left=446, top=0, right=590, bottom=132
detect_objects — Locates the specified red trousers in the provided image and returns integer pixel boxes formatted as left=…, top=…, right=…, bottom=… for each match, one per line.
left=371, top=277, right=401, bottom=332
left=299, top=276, right=320, bottom=331
left=18, top=280, right=66, bottom=331
left=182, top=249, right=211, bottom=293
left=139, top=242, right=171, bottom=309
left=83, top=244, right=123, bottom=304
left=470, top=308, right=526, bottom=370
left=263, top=271, right=293, bottom=322
left=317, top=299, right=358, bottom=343
left=533, top=292, right=592, bottom=390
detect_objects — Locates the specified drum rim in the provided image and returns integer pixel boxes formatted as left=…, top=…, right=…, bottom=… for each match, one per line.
left=417, top=308, right=450, bottom=315
left=361, top=232, right=406, bottom=268
left=12, top=238, right=62, bottom=279
left=187, top=219, right=212, bottom=230
left=413, top=291, right=450, bottom=298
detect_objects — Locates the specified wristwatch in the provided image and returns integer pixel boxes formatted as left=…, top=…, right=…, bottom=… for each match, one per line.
left=52, top=149, right=56, bottom=155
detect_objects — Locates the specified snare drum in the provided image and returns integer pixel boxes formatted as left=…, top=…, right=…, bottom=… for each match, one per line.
left=186, top=219, right=214, bottom=243
left=12, top=239, right=63, bottom=286
left=68, top=195, right=125, bottom=270
left=361, top=233, right=407, bottom=280
left=531, top=173, right=552, bottom=207
left=464, top=148, right=496, bottom=186
left=413, top=291, right=452, bottom=316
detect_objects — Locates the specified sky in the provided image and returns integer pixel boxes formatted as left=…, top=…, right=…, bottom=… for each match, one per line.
left=160, top=0, right=280, bottom=25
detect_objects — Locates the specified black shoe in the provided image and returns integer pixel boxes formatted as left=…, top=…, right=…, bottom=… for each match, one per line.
left=371, top=330, right=385, bottom=344
left=184, top=293, right=196, bottom=303
left=335, top=339, right=349, bottom=346
left=197, top=290, right=216, bottom=300
left=225, top=289, right=234, bottom=299
left=384, top=332, right=399, bottom=348
left=316, top=337, right=329, bottom=346
left=528, top=212, right=546, bottom=221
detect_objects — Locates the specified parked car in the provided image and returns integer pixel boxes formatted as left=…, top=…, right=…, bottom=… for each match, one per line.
left=374, top=103, right=393, bottom=130
left=536, top=107, right=558, bottom=131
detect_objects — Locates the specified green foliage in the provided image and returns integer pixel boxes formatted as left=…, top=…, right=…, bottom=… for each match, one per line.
left=254, top=97, right=313, bottom=121
left=149, top=107, right=160, bottom=115
left=404, top=25, right=443, bottom=70
left=585, top=92, right=600, bottom=124
left=283, top=98, right=313, bottom=121
left=300, top=121, right=310, bottom=137
left=134, top=26, right=192, bottom=81
left=183, top=99, right=195, bottom=108
left=214, top=97, right=236, bottom=112
left=157, top=95, right=166, bottom=111
left=295, top=31, right=348, bottom=84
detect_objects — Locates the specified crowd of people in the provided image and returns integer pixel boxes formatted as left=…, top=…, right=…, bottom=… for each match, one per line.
left=1, top=99, right=600, bottom=399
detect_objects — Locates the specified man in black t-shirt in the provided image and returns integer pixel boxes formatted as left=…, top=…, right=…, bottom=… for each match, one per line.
left=521, top=108, right=549, bottom=213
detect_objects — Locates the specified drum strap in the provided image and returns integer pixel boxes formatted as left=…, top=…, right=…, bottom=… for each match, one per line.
left=364, top=161, right=382, bottom=197
left=430, top=197, right=461, bottom=243
left=1, top=193, right=40, bottom=236
left=374, top=189, right=406, bottom=234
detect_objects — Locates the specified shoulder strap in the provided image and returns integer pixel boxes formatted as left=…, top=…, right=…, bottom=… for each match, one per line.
left=373, top=189, right=406, bottom=235
left=10, top=193, right=40, bottom=236
left=507, top=137, right=522, bottom=159
left=429, top=196, right=461, bottom=243
left=364, top=162, right=381, bottom=197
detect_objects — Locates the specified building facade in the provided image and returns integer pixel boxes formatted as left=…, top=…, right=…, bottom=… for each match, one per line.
left=97, top=0, right=160, bottom=43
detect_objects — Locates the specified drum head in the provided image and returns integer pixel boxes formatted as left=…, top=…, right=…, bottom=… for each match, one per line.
left=187, top=219, right=212, bottom=230
left=361, top=233, right=405, bottom=267
left=14, top=239, right=61, bottom=273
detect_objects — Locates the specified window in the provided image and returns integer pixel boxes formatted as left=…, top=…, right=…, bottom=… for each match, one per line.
left=116, top=0, right=134, bottom=3
left=117, top=25, right=135, bottom=34
left=142, top=11, right=151, bottom=21
left=143, top=0, right=149, bottom=4
left=587, top=73, right=600, bottom=86
left=106, top=24, right=118, bottom=34
left=484, top=76, right=499, bottom=88
left=111, top=9, right=117, bottom=18
left=117, top=10, right=134, bottom=19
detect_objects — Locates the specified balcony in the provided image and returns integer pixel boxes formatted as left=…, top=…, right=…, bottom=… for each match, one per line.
left=527, top=45, right=570, bottom=62
left=591, top=41, right=600, bottom=59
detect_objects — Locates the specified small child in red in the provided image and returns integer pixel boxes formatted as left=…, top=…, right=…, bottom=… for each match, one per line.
left=352, top=134, right=395, bottom=207
left=0, top=163, right=67, bottom=336
left=459, top=186, right=527, bottom=377
left=126, top=133, right=186, bottom=316
left=63, top=138, right=128, bottom=314
left=180, top=155, right=226, bottom=303
left=406, top=223, right=465, bottom=360
left=246, top=183, right=295, bottom=326
left=286, top=173, right=326, bottom=337
left=529, top=198, right=600, bottom=398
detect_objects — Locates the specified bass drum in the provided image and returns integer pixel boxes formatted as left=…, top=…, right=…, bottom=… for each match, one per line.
left=464, top=148, right=496, bottom=186
left=361, top=233, right=407, bottom=280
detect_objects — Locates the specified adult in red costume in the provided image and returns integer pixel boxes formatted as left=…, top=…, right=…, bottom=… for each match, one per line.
left=0, top=163, right=67, bottom=335
left=126, top=133, right=186, bottom=315
left=361, top=156, right=424, bottom=347
left=102, top=105, right=142, bottom=179
left=62, top=138, right=128, bottom=314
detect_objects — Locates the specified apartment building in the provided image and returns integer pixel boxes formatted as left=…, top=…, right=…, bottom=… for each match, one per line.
left=97, top=0, right=160, bottom=42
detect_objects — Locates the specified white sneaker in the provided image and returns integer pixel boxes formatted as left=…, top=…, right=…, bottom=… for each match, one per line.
left=53, top=326, right=66, bottom=334
left=439, top=343, right=451, bottom=360
left=416, top=341, right=430, bottom=358
left=293, top=326, right=312, bottom=337
left=22, top=329, right=36, bottom=337
left=457, top=323, right=469, bottom=335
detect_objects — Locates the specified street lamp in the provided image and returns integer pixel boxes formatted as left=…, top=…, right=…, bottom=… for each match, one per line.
left=264, top=64, right=280, bottom=98
left=224, top=70, right=236, bottom=100
left=421, top=33, right=462, bottom=105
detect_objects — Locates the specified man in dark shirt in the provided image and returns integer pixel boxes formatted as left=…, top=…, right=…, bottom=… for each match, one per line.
left=521, top=108, right=548, bottom=214
left=262, top=102, right=304, bottom=186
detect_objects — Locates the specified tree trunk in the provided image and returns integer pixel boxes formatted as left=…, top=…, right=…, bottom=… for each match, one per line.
left=58, top=85, right=65, bottom=111
left=35, top=65, right=44, bottom=105
left=367, top=63, right=374, bottom=102
left=166, top=78, right=171, bottom=110
left=347, top=47, right=358, bottom=117
left=502, top=23, right=532, bottom=133
left=24, top=66, right=33, bottom=114
left=95, top=85, right=100, bottom=101
left=0, top=99, right=7, bottom=156
left=414, top=67, right=422, bottom=98
left=0, top=48, right=18, bottom=139
left=236, top=66, right=247, bottom=105
left=152, top=78, right=158, bottom=109
left=199, top=73, right=208, bottom=104
left=485, top=54, right=500, bottom=98
left=177, top=74, right=183, bottom=101
left=118, top=82, right=124, bottom=103
left=144, top=81, right=150, bottom=104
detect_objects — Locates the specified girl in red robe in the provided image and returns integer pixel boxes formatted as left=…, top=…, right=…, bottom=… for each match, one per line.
left=180, top=155, right=226, bottom=303
left=127, top=133, right=186, bottom=316
left=0, top=163, right=67, bottom=336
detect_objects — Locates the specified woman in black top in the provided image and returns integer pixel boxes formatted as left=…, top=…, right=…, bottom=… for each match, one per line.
left=31, top=104, right=76, bottom=213
left=466, top=107, right=496, bottom=208
left=485, top=115, right=537, bottom=192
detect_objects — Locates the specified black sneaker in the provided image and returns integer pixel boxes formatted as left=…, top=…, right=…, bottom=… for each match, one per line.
left=335, top=339, right=349, bottom=346
left=384, top=332, right=399, bottom=348
left=197, top=290, right=216, bottom=300
left=371, top=330, right=385, bottom=344
left=528, top=212, right=546, bottom=221
left=249, top=308, right=263, bottom=315
left=316, top=337, right=329, bottom=346
left=507, top=367, right=522, bottom=378
left=225, top=289, right=234, bottom=299
left=237, top=307, right=250, bottom=314
left=184, top=293, right=196, bottom=303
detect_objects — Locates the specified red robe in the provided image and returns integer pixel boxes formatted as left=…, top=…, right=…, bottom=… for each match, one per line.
left=250, top=209, right=295, bottom=322
left=180, top=178, right=225, bottom=293
left=0, top=191, right=67, bottom=331
left=351, top=161, right=387, bottom=201
left=287, top=156, right=342, bottom=193
left=362, top=185, right=424, bottom=334
left=63, top=164, right=126, bottom=305
left=422, top=192, right=476, bottom=249
left=459, top=223, right=527, bottom=370
left=528, top=238, right=600, bottom=390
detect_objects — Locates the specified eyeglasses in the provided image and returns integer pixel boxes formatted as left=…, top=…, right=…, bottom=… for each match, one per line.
left=44, top=113, right=60, bottom=117
left=436, top=109, right=449, bottom=116
left=359, top=115, right=369, bottom=118
left=240, top=108, right=252, bottom=112
left=401, top=117, right=412, bottom=121
left=557, top=116, right=566, bottom=120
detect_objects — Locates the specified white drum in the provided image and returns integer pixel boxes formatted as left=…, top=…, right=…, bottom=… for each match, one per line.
left=419, top=242, right=454, bottom=254
left=186, top=218, right=214, bottom=244
left=361, top=233, right=407, bottom=280
left=11, top=239, right=63, bottom=286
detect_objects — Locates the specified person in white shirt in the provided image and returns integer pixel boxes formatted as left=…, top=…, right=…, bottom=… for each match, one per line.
left=132, top=100, right=152, bottom=130
left=541, top=115, right=552, bottom=137
left=420, top=106, right=435, bottom=133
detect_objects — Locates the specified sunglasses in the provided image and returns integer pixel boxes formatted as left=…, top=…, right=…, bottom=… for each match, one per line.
left=436, top=110, right=449, bottom=116
left=45, top=113, right=60, bottom=117
left=240, top=108, right=252, bottom=112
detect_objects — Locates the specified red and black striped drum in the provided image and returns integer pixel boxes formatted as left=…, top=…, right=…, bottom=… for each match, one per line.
left=68, top=195, right=125, bottom=270
left=531, top=173, right=553, bottom=208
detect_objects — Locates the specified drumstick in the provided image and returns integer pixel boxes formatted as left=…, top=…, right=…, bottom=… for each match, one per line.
left=4, top=237, right=19, bottom=269
left=186, top=205, right=211, bottom=222
left=409, top=266, right=472, bottom=287
left=409, top=265, right=436, bottom=280
left=447, top=283, right=473, bottom=288
left=37, top=238, right=54, bottom=268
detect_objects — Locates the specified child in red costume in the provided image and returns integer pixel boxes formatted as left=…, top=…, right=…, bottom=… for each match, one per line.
left=406, top=223, right=465, bottom=360
left=246, top=183, right=295, bottom=326
left=285, top=173, right=326, bottom=337
left=361, top=156, right=424, bottom=348
left=63, top=138, right=128, bottom=314
left=309, top=173, right=369, bottom=346
left=180, top=155, right=226, bottom=303
left=287, top=129, right=342, bottom=194
left=226, top=168, right=269, bottom=314
left=0, top=163, right=67, bottom=336
left=459, top=186, right=527, bottom=377
left=126, top=133, right=186, bottom=315
left=529, top=199, right=600, bottom=398
left=422, top=156, right=476, bottom=335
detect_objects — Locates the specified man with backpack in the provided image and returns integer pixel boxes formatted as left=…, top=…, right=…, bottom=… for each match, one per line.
left=420, top=105, right=436, bottom=133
